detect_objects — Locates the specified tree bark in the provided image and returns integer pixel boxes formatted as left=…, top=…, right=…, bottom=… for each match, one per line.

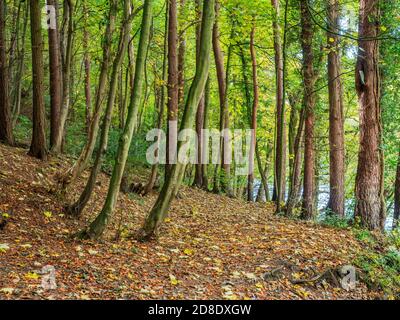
left=300, top=0, right=316, bottom=220
left=355, top=0, right=385, bottom=231
left=194, top=0, right=205, bottom=188
left=166, top=0, right=179, bottom=177
left=327, top=0, right=345, bottom=217
left=59, top=1, right=117, bottom=190
left=80, top=0, right=153, bottom=239
left=83, top=1, right=91, bottom=134
left=286, top=105, right=305, bottom=216
left=178, top=0, right=186, bottom=107
left=66, top=0, right=132, bottom=217
left=394, top=150, right=400, bottom=229
left=0, top=0, right=14, bottom=145
left=271, top=0, right=286, bottom=211
left=140, top=0, right=215, bottom=240
left=47, top=0, right=63, bottom=152
left=28, top=0, right=47, bottom=159
left=247, top=24, right=259, bottom=202
left=212, top=1, right=232, bottom=195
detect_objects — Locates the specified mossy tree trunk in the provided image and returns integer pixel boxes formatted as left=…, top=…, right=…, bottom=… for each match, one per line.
left=66, top=0, right=132, bottom=217
left=79, top=0, right=153, bottom=239
left=140, top=0, right=215, bottom=240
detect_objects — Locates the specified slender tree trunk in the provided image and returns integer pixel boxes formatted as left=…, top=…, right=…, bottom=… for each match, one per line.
left=144, top=6, right=169, bottom=196
left=66, top=0, right=132, bottom=217
left=326, top=0, right=345, bottom=217
left=201, top=77, right=210, bottom=189
left=59, top=1, right=117, bottom=190
left=166, top=0, right=179, bottom=177
left=79, top=0, right=153, bottom=239
left=0, top=0, right=14, bottom=145
left=256, top=141, right=271, bottom=203
left=212, top=1, right=231, bottom=195
left=140, top=0, right=215, bottom=240
left=394, top=150, right=400, bottom=229
left=28, top=0, right=47, bottom=159
left=288, top=92, right=300, bottom=191
left=52, top=0, right=74, bottom=153
left=178, top=0, right=186, bottom=107
left=355, top=0, right=385, bottom=231
left=300, top=0, right=316, bottom=220
left=286, top=105, right=305, bottom=216
left=194, top=0, right=205, bottom=188
left=47, top=0, right=63, bottom=152
left=83, top=2, right=91, bottom=134
left=247, top=24, right=259, bottom=202
left=12, top=1, right=28, bottom=128
left=271, top=0, right=286, bottom=211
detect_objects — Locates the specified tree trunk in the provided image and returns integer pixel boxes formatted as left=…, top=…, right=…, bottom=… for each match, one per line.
left=83, top=1, right=91, bottom=134
left=144, top=4, right=169, bottom=196
left=286, top=105, right=305, bottom=216
left=247, top=24, right=259, bottom=202
left=12, top=1, right=28, bottom=128
left=394, top=150, right=400, bottom=229
left=166, top=0, right=179, bottom=177
left=300, top=0, right=316, bottom=220
left=0, top=0, right=14, bottom=145
left=355, top=0, right=385, bottom=231
left=140, top=0, right=215, bottom=240
left=178, top=0, right=186, bottom=107
left=202, top=77, right=210, bottom=189
left=52, top=0, right=74, bottom=153
left=194, top=0, right=205, bottom=188
left=28, top=0, right=47, bottom=160
left=47, top=0, right=63, bottom=152
left=59, top=1, right=118, bottom=190
left=79, top=0, right=153, bottom=239
left=327, top=0, right=345, bottom=217
left=66, top=0, right=131, bottom=217
left=212, top=1, right=232, bottom=195
left=271, top=0, right=286, bottom=211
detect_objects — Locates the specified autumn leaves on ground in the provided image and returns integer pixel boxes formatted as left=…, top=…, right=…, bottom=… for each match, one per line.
left=0, top=144, right=380, bottom=300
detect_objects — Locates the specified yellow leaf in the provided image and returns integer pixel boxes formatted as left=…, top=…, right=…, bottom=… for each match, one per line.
left=380, top=25, right=387, bottom=32
left=183, top=248, right=194, bottom=256
left=25, top=272, right=40, bottom=280
left=329, top=37, right=335, bottom=43
left=43, top=211, right=52, bottom=219
left=169, top=274, right=179, bottom=286
left=2, top=213, right=9, bottom=219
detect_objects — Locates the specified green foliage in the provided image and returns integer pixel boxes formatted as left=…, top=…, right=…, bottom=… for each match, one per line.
left=354, top=228, right=400, bottom=299
left=320, top=212, right=351, bottom=229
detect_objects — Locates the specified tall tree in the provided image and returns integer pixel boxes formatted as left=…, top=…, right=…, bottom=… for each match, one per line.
left=394, top=149, right=400, bottom=229
left=327, top=0, right=345, bottom=216
left=78, top=0, right=153, bottom=239
left=177, top=0, right=186, bottom=106
left=140, top=0, right=215, bottom=239
left=53, top=0, right=74, bottom=153
left=59, top=1, right=118, bottom=190
left=247, top=23, right=259, bottom=202
left=28, top=0, right=47, bottom=159
left=0, top=0, right=14, bottom=145
left=355, top=0, right=385, bottom=231
left=271, top=0, right=286, bottom=211
left=47, top=0, right=63, bottom=152
left=166, top=0, right=179, bottom=177
left=212, top=0, right=231, bottom=195
left=300, top=0, right=316, bottom=220
left=194, top=0, right=205, bottom=188
left=83, top=1, right=91, bottom=133
left=66, top=0, right=132, bottom=217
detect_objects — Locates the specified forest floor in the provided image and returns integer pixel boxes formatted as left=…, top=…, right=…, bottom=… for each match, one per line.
left=0, top=144, right=382, bottom=300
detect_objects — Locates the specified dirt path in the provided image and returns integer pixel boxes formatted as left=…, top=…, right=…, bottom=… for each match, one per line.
left=0, top=144, right=379, bottom=300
